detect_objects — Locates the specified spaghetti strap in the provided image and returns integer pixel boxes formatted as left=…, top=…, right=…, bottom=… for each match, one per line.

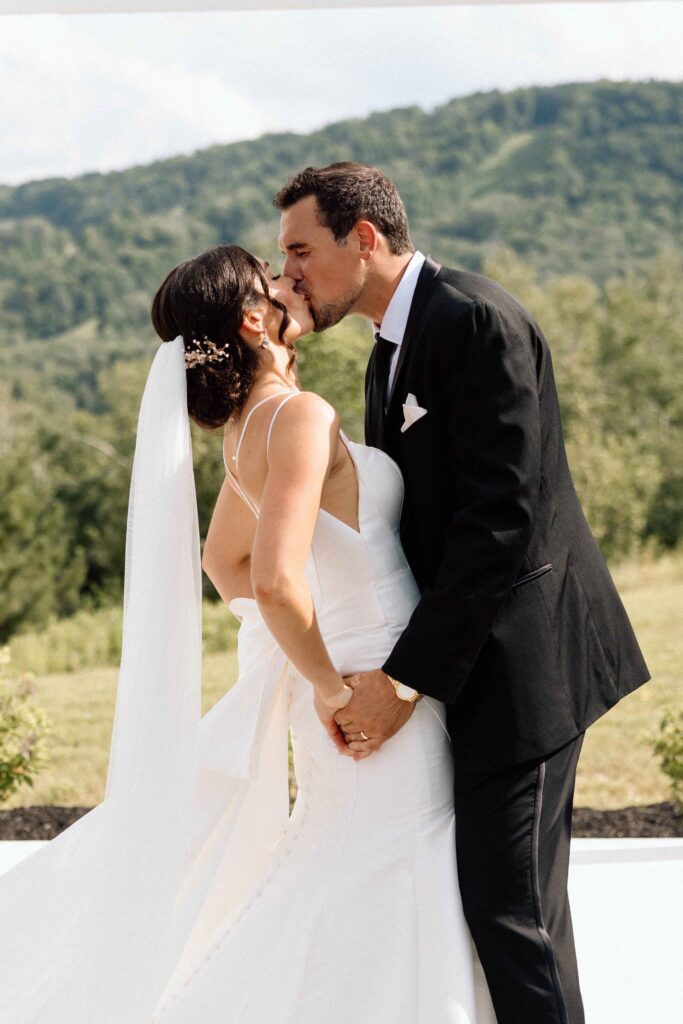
left=266, top=391, right=305, bottom=462
left=224, top=465, right=260, bottom=518
left=234, top=390, right=298, bottom=473
left=221, top=388, right=299, bottom=518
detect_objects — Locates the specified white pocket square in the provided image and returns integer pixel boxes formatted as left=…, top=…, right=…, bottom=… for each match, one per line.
left=401, top=393, right=428, bottom=433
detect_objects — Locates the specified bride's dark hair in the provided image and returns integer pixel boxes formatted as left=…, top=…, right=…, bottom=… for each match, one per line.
left=151, top=244, right=292, bottom=430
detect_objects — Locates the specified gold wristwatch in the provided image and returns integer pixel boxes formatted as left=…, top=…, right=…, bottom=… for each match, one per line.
left=385, top=674, right=423, bottom=705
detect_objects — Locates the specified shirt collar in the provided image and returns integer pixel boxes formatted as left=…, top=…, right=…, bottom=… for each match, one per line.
left=373, top=250, right=426, bottom=347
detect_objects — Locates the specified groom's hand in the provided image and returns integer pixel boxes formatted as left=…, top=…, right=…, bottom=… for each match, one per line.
left=333, top=670, right=415, bottom=760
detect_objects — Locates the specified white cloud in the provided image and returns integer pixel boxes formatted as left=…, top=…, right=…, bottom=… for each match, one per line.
left=0, top=3, right=681, bottom=186
left=0, top=14, right=270, bottom=182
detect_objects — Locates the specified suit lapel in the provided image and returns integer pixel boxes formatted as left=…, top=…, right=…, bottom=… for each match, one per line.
left=364, top=255, right=442, bottom=449
left=384, top=255, right=441, bottom=428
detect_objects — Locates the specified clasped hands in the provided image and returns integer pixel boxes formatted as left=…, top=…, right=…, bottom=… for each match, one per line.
left=314, top=669, right=415, bottom=761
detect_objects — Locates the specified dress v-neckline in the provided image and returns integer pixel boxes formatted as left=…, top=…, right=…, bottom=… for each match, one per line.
left=324, top=430, right=362, bottom=537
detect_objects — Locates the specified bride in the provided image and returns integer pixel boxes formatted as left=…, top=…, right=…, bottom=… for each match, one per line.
left=0, top=244, right=494, bottom=1023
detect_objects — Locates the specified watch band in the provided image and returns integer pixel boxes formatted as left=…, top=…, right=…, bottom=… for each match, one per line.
left=386, top=674, right=422, bottom=704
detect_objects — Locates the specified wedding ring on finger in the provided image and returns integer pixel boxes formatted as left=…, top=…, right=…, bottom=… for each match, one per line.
left=360, top=731, right=370, bottom=740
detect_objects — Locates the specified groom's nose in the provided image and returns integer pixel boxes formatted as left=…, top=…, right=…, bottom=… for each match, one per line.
left=282, top=254, right=301, bottom=281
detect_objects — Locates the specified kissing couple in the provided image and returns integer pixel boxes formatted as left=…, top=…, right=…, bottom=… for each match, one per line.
left=0, top=162, right=649, bottom=1024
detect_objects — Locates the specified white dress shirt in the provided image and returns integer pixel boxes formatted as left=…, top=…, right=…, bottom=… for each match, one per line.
left=372, top=250, right=426, bottom=403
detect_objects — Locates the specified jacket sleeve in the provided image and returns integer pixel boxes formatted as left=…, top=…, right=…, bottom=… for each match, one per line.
left=382, top=299, right=542, bottom=703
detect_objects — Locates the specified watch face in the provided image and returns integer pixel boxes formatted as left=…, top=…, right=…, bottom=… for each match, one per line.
left=396, top=682, right=417, bottom=701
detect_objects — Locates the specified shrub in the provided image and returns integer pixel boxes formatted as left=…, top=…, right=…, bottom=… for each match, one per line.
left=651, top=708, right=683, bottom=814
left=0, top=646, right=51, bottom=806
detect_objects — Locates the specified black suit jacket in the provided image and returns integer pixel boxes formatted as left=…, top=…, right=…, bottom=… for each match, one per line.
left=366, top=257, right=650, bottom=772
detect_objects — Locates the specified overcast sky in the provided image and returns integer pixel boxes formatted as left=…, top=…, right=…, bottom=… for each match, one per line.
left=0, top=2, right=681, bottom=186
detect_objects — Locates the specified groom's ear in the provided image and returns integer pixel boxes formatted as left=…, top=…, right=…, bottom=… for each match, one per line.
left=356, top=220, right=379, bottom=261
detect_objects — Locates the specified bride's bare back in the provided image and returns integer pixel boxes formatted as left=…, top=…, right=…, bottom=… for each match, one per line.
left=224, top=389, right=360, bottom=533
left=202, top=389, right=359, bottom=607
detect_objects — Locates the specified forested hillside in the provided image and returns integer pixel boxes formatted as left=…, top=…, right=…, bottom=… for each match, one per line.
left=0, top=80, right=681, bottom=346
left=1, top=80, right=681, bottom=641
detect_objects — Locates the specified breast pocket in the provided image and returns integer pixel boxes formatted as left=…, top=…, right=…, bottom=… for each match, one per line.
left=512, top=563, right=553, bottom=590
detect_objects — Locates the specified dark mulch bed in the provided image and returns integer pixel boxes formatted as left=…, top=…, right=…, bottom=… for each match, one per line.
left=572, top=802, right=681, bottom=838
left=0, top=805, right=93, bottom=841
left=1, top=802, right=681, bottom=841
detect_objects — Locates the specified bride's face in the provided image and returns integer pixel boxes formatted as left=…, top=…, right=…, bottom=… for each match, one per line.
left=258, top=261, right=314, bottom=343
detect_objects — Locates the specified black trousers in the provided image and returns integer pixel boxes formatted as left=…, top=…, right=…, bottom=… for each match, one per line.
left=453, top=732, right=585, bottom=1024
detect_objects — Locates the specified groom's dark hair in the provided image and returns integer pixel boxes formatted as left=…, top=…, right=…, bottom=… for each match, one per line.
left=274, top=162, right=413, bottom=256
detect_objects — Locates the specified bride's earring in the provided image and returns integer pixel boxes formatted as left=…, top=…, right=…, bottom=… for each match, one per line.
left=260, top=331, right=270, bottom=349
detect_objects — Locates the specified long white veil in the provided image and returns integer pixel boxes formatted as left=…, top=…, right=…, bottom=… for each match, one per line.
left=105, top=334, right=202, bottom=811
left=0, top=337, right=292, bottom=1022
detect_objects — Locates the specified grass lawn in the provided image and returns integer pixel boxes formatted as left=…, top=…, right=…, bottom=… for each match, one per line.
left=3, top=557, right=681, bottom=812
left=2, top=651, right=239, bottom=809
left=573, top=556, right=681, bottom=808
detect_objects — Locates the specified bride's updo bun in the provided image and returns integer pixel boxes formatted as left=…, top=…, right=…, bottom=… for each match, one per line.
left=151, top=245, right=282, bottom=430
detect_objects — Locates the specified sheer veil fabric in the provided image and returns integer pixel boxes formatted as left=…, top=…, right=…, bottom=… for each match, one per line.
left=0, top=337, right=293, bottom=1022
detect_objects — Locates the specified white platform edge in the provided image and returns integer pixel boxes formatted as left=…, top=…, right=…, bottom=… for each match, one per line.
left=0, top=0, right=653, bottom=15
left=2, top=835, right=681, bottom=874
left=2, top=836, right=681, bottom=1022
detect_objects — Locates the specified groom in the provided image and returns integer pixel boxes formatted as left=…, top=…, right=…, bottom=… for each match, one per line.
left=274, top=163, right=649, bottom=1023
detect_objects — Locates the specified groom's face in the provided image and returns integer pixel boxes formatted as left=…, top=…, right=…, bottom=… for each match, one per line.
left=278, top=196, right=365, bottom=332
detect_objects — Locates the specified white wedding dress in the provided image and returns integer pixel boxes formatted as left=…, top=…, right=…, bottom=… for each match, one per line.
left=0, top=375, right=495, bottom=1022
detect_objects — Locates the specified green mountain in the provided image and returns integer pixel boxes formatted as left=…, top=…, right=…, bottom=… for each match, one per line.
left=0, top=79, right=681, bottom=348
left=1, top=80, right=681, bottom=642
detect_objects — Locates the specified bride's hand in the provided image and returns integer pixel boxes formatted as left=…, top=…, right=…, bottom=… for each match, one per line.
left=313, top=681, right=355, bottom=756
left=334, top=670, right=415, bottom=760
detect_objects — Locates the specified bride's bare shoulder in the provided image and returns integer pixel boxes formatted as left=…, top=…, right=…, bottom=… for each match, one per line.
left=272, top=390, right=340, bottom=438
